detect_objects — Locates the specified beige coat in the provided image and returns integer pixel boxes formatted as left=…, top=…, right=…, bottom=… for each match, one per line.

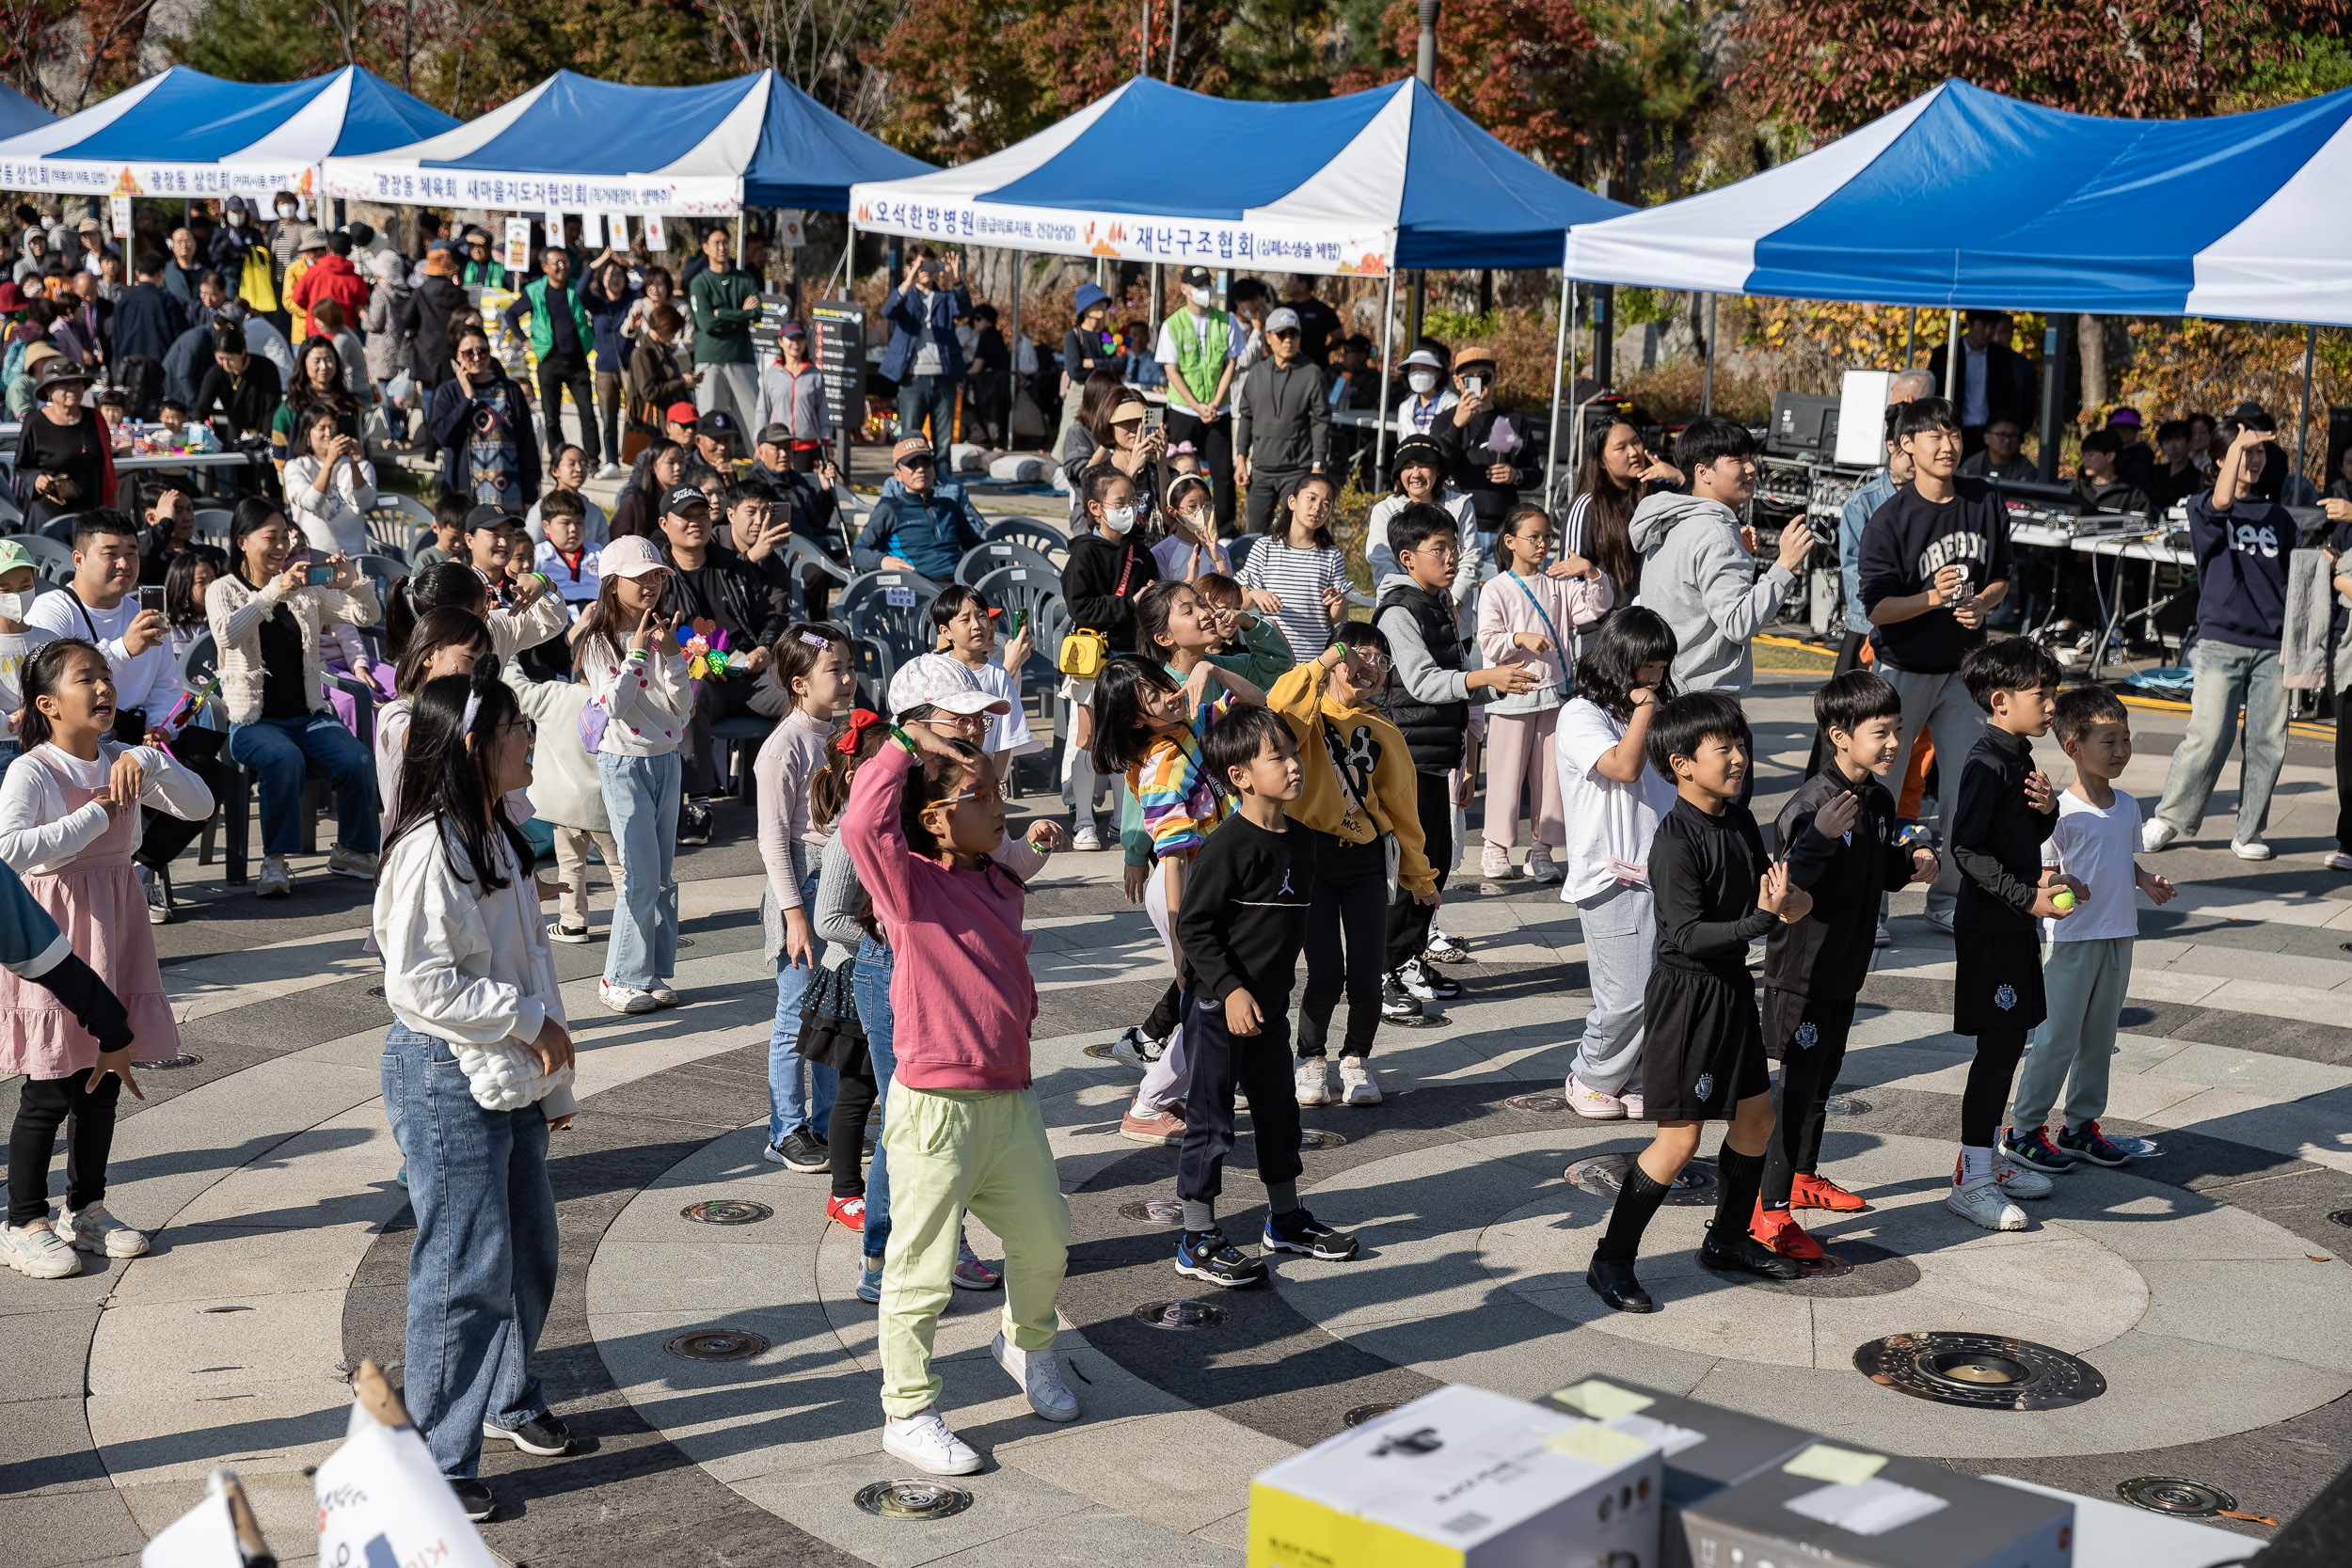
left=204, top=571, right=382, bottom=725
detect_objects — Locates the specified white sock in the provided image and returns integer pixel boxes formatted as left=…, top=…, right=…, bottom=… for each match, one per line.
left=1958, top=1145, right=1994, bottom=1185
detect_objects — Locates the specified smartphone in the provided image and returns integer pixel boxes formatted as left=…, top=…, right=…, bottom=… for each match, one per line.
left=136, top=586, right=165, bottom=616
left=1139, top=404, right=1165, bottom=440
left=306, top=564, right=337, bottom=586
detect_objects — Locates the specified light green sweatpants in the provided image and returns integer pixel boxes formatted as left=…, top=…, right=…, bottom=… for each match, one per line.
left=2010, top=936, right=2133, bottom=1132
left=878, top=1082, right=1070, bottom=1418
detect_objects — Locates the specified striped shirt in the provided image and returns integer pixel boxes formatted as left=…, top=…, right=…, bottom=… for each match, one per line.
left=1238, top=537, right=1346, bottom=659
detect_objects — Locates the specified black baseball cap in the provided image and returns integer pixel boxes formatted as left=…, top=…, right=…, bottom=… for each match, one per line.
left=755, top=422, right=794, bottom=449
left=1178, top=264, right=1213, bottom=288
left=695, top=409, right=738, bottom=437
left=662, top=483, right=712, bottom=515
left=1391, top=435, right=1446, bottom=475
left=464, top=503, right=522, bottom=532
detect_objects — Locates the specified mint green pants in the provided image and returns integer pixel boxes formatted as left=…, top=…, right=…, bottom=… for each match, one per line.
left=877, top=1082, right=1069, bottom=1418
left=2010, top=936, right=2133, bottom=1132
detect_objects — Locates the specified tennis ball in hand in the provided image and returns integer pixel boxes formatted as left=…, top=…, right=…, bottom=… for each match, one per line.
left=2051, top=889, right=2076, bottom=912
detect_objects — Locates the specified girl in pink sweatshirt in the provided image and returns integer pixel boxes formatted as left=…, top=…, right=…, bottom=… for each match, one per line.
left=840, top=724, right=1078, bottom=1477
left=1476, top=504, right=1613, bottom=886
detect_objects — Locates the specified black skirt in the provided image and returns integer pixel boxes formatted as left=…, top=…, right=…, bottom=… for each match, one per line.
left=1952, top=926, right=2046, bottom=1036
left=795, top=962, right=873, bottom=1078
left=1760, top=990, right=1858, bottom=1063
left=1639, top=962, right=1770, bottom=1122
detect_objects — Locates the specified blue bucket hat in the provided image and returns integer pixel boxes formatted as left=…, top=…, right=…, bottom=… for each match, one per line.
left=1073, top=281, right=1109, bottom=318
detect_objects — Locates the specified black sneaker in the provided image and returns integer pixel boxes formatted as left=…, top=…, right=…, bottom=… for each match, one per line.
left=678, top=801, right=712, bottom=846
left=1263, top=1207, right=1358, bottom=1260
left=1380, top=974, right=1424, bottom=1021
left=1397, top=957, right=1459, bottom=1001
left=483, top=1410, right=574, bottom=1456
left=1698, top=1228, right=1802, bottom=1281
left=1174, top=1228, right=1268, bottom=1288
left=450, top=1476, right=497, bottom=1522
left=141, top=863, right=173, bottom=927
left=765, top=1129, right=831, bottom=1173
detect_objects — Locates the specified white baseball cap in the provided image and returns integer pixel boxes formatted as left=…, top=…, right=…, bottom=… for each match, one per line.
left=889, top=653, right=1009, bottom=718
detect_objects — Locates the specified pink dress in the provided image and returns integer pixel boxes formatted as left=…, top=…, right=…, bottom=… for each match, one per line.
left=0, top=747, right=180, bottom=1077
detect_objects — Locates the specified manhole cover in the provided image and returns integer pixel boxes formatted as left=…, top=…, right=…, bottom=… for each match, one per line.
left=1082, top=1042, right=1119, bottom=1060
left=1854, top=1332, right=2105, bottom=1411
left=1118, top=1199, right=1185, bottom=1228
left=2118, top=1477, right=2236, bottom=1518
left=1825, top=1096, right=1870, bottom=1117
left=1505, top=1093, right=1567, bottom=1114
left=1343, top=1403, right=1403, bottom=1427
left=681, top=1199, right=772, bottom=1226
left=140, top=1053, right=203, bottom=1070
left=366, top=986, right=384, bottom=997
left=666, top=1329, right=768, bottom=1362
left=1750, top=1242, right=1921, bottom=1299
left=854, top=1480, right=975, bottom=1520
left=1565, top=1154, right=1715, bottom=1205
left=676, top=937, right=695, bottom=948
left=1134, top=1298, right=1228, bottom=1331
left=1300, top=1129, right=1345, bottom=1149
left=2330, top=1210, right=2352, bottom=1227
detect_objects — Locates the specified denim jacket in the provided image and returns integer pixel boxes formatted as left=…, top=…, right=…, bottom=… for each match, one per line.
left=879, top=283, right=970, bottom=382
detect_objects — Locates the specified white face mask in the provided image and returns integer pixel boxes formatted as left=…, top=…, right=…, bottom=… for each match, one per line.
left=227, top=210, right=244, bottom=227
left=1407, top=371, right=1438, bottom=394
left=1103, top=504, right=1139, bottom=535
left=0, top=591, right=29, bottom=622
left=1186, top=287, right=1213, bottom=309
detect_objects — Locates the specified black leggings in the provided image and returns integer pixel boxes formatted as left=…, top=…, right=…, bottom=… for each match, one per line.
left=1961, top=1029, right=2030, bottom=1148
left=1301, top=835, right=1389, bottom=1059
left=827, top=1066, right=879, bottom=1201
left=1144, top=981, right=1183, bottom=1042
left=8, top=1070, right=122, bottom=1226
left=1384, top=771, right=1453, bottom=970
left=2335, top=685, right=2352, bottom=853
left=1762, top=999, right=1853, bottom=1211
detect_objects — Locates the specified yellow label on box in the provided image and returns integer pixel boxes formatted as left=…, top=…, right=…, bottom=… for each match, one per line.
left=1545, top=1422, right=1653, bottom=1467
left=1783, top=1443, right=1888, bottom=1486
left=1550, top=1380, right=1656, bottom=1420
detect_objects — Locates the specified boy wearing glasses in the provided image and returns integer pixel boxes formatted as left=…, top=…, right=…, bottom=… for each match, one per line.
left=853, top=436, right=986, bottom=580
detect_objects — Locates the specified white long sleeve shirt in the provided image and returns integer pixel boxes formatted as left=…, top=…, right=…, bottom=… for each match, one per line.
left=25, top=589, right=184, bottom=721
left=283, top=453, right=378, bottom=558
left=0, top=741, right=213, bottom=874
left=579, top=637, right=692, bottom=756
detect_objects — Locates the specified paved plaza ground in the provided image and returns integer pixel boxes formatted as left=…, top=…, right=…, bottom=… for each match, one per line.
left=7, top=671, right=2352, bottom=1566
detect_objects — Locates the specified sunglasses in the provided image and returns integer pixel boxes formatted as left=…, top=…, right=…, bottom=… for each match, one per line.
left=898, top=456, right=935, bottom=470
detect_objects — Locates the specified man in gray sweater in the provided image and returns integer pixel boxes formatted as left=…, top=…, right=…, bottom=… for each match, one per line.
left=1233, top=306, right=1331, bottom=532
left=1629, top=415, right=1810, bottom=700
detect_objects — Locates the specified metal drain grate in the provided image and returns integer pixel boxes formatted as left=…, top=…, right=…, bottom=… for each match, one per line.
left=1300, top=1129, right=1346, bottom=1150
left=2330, top=1210, right=2352, bottom=1227
left=1505, top=1093, right=1567, bottom=1114
left=1343, top=1403, right=1403, bottom=1427
left=855, top=1480, right=975, bottom=1520
left=681, top=1199, right=772, bottom=1226
left=1564, top=1154, right=1715, bottom=1205
left=1118, top=1199, right=1185, bottom=1228
left=1854, top=1332, right=2105, bottom=1411
left=1824, top=1096, right=1870, bottom=1117
left=2117, top=1477, right=2235, bottom=1518
left=666, top=1329, right=769, bottom=1362
left=1082, top=1042, right=1120, bottom=1060
left=1134, top=1299, right=1228, bottom=1331
left=141, top=1053, right=203, bottom=1070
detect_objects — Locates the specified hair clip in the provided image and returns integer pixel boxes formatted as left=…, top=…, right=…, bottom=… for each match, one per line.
left=800, top=630, right=829, bottom=647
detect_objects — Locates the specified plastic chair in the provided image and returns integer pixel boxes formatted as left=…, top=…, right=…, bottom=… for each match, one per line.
left=956, top=539, right=1060, bottom=588
left=191, top=508, right=233, bottom=548
left=17, top=533, right=72, bottom=582
left=850, top=633, right=897, bottom=713
left=365, top=494, right=437, bottom=558
left=836, top=569, right=944, bottom=663
left=182, top=630, right=373, bottom=885
left=981, top=516, right=1067, bottom=565
left=351, top=554, right=409, bottom=597
left=1226, top=532, right=1260, bottom=575
left=35, top=513, right=81, bottom=545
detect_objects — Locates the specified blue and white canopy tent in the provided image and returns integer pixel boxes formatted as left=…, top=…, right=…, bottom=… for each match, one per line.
left=0, top=81, right=55, bottom=143
left=0, top=65, right=455, bottom=201
left=1559, top=78, right=2352, bottom=325
left=320, top=70, right=930, bottom=216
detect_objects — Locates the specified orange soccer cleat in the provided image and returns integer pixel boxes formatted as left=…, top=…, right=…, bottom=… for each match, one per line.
left=1789, top=1172, right=1867, bottom=1212
left=1750, top=1203, right=1826, bottom=1261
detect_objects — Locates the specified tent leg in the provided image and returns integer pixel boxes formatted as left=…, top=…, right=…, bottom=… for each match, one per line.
left=1374, top=268, right=1397, bottom=483
left=2037, top=316, right=2070, bottom=485
left=1944, top=309, right=1960, bottom=399
left=1905, top=307, right=1916, bottom=367
left=1701, top=293, right=1715, bottom=417
left=1009, top=250, right=1024, bottom=449
left=1544, top=268, right=1570, bottom=513
left=2298, top=323, right=2317, bottom=498
left=837, top=219, right=857, bottom=481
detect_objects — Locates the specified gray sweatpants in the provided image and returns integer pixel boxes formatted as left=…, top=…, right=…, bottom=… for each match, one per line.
left=1571, top=881, right=1652, bottom=1097
left=1883, top=663, right=1983, bottom=920
left=2010, top=936, right=2132, bottom=1131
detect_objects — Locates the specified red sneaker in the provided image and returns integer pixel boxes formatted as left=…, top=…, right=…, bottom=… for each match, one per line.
left=1750, top=1202, right=1825, bottom=1260
left=826, top=1194, right=866, bottom=1230
left=1789, top=1172, right=1867, bottom=1212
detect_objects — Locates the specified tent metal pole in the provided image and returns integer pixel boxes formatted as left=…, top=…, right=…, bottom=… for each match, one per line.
left=1701, top=293, right=1715, bottom=417
left=1904, top=307, right=1916, bottom=366
left=1009, top=249, right=1024, bottom=443
left=2298, top=323, right=2317, bottom=496
left=1544, top=268, right=1570, bottom=511
left=1943, top=309, right=1960, bottom=399
left=1375, top=267, right=1397, bottom=481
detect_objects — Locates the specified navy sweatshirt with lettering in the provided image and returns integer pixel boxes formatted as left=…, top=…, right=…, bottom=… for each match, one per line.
left=1858, top=477, right=2014, bottom=673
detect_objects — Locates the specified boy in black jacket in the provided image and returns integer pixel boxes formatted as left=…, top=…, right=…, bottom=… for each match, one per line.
left=1586, top=692, right=1809, bottom=1314
left=1754, top=672, right=1940, bottom=1259
left=1947, top=637, right=2083, bottom=1232
left=1170, top=706, right=1357, bottom=1288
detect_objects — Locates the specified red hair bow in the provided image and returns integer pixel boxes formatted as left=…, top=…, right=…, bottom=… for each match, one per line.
left=836, top=707, right=884, bottom=753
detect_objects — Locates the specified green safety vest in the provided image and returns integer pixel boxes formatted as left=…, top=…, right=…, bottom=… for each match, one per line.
left=1162, top=306, right=1232, bottom=408
left=522, top=277, right=596, bottom=363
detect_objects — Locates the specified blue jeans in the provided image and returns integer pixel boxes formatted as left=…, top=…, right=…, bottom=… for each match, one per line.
left=853, top=936, right=898, bottom=1259
left=766, top=867, right=835, bottom=1147
left=0, top=738, right=19, bottom=783
left=599, top=750, right=680, bottom=990
left=381, top=1022, right=559, bottom=1481
left=896, top=374, right=956, bottom=462
left=227, top=711, right=380, bottom=856
left=2153, top=639, right=2287, bottom=844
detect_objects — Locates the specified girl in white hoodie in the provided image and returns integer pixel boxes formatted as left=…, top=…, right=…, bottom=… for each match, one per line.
left=373, top=660, right=577, bottom=1521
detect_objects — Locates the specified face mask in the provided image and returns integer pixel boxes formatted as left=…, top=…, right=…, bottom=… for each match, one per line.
left=1187, top=287, right=1213, bottom=309
left=226, top=211, right=244, bottom=227
left=1103, top=505, right=1139, bottom=535
left=1407, top=372, right=1438, bottom=394
left=0, top=591, right=29, bottom=622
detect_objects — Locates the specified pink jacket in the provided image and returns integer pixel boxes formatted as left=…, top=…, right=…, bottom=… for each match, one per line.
left=1476, top=567, right=1614, bottom=714
left=841, top=743, right=1038, bottom=1091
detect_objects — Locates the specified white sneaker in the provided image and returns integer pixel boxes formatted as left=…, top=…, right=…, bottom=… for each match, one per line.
left=2324, top=851, right=2352, bottom=873
left=1295, top=1057, right=1331, bottom=1106
left=1071, top=823, right=1103, bottom=852
left=57, top=1203, right=148, bottom=1259
left=326, top=845, right=377, bottom=879
left=647, top=984, right=683, bottom=1008
left=1565, top=1075, right=1625, bottom=1119
left=991, top=1331, right=1080, bottom=1421
left=595, top=462, right=624, bottom=481
left=257, top=854, right=293, bottom=899
left=882, top=1408, right=983, bottom=1474
left=1109, top=1026, right=1164, bottom=1072
left=1525, top=846, right=1564, bottom=885
left=2231, top=838, right=2274, bottom=862
left=1339, top=1057, right=1381, bottom=1105
left=2141, top=817, right=2180, bottom=853
left=1874, top=922, right=1891, bottom=949
left=0, top=1218, right=80, bottom=1277
left=1480, top=844, right=1517, bottom=881
left=1992, top=1149, right=2054, bottom=1198
left=1947, top=1176, right=2027, bottom=1231
left=598, top=979, right=657, bottom=1014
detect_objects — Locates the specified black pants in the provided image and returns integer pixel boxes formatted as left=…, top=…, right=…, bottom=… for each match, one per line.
left=1962, top=1028, right=2030, bottom=1148
left=137, top=749, right=229, bottom=876
left=1144, top=979, right=1183, bottom=1042
left=2335, top=685, right=2352, bottom=853
left=1761, top=995, right=1855, bottom=1212
left=1384, top=769, right=1453, bottom=970
left=1177, top=990, right=1303, bottom=1207
left=828, top=1065, right=879, bottom=1201
left=534, top=351, right=600, bottom=467
left=1299, top=833, right=1389, bottom=1059
left=1166, top=409, right=1235, bottom=535
left=1803, top=631, right=1871, bottom=781
left=8, top=1070, right=122, bottom=1226
left=680, top=675, right=762, bottom=797
left=1244, top=464, right=1307, bottom=534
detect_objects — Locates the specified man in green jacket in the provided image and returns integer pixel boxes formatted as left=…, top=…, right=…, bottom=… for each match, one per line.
left=688, top=227, right=760, bottom=433
left=459, top=228, right=508, bottom=291
left=501, top=246, right=602, bottom=467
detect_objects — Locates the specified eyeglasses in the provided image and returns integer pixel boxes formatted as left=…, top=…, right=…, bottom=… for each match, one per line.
left=939, top=779, right=1010, bottom=805
left=1269, top=329, right=1301, bottom=341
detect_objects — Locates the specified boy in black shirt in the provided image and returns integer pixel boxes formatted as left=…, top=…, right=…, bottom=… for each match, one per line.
left=1586, top=693, right=1809, bottom=1314
left=1170, top=706, right=1358, bottom=1288
left=1755, top=672, right=1940, bottom=1259
left=1947, top=638, right=2083, bottom=1232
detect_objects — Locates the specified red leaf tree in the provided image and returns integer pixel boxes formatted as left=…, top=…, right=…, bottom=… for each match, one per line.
left=1329, top=0, right=1597, bottom=167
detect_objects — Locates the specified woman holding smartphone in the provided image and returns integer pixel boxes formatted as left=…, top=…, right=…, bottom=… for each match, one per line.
left=205, top=496, right=384, bottom=899
left=283, top=404, right=378, bottom=559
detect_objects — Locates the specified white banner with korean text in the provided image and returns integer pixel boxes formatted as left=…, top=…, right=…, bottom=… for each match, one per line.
left=847, top=187, right=1394, bottom=277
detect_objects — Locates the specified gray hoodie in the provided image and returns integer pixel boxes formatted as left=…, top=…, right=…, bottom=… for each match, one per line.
left=1628, top=491, right=1796, bottom=695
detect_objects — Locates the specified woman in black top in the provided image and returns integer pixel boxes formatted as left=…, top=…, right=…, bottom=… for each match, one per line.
left=1058, top=282, right=1114, bottom=446
left=12, top=356, right=111, bottom=530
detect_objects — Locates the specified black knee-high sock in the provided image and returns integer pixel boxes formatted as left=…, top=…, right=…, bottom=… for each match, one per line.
left=1597, top=1164, right=1672, bottom=1262
left=1711, top=1146, right=1765, bottom=1243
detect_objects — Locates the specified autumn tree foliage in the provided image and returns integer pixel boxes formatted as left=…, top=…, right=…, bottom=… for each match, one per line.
left=1330, top=0, right=1596, bottom=166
